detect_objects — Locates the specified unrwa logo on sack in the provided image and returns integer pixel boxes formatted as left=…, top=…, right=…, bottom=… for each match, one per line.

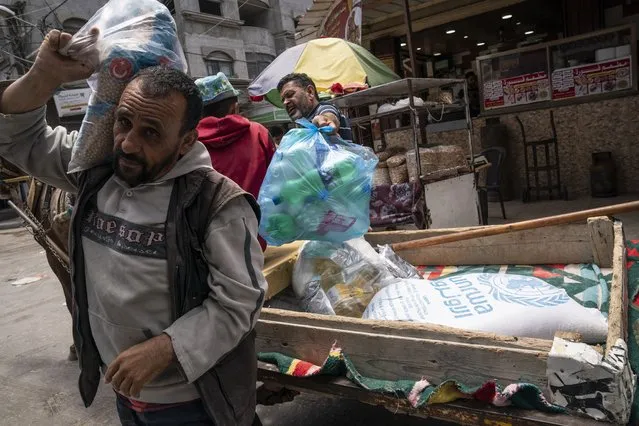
left=478, top=274, right=570, bottom=308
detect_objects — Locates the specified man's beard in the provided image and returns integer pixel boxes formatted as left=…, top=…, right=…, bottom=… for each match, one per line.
left=288, top=108, right=303, bottom=120
left=112, top=148, right=180, bottom=187
left=287, top=97, right=313, bottom=120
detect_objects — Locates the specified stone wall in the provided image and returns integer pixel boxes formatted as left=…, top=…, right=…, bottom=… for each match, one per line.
left=183, top=32, right=247, bottom=79
left=423, top=95, right=639, bottom=198
left=178, top=0, right=311, bottom=80
left=473, top=95, right=639, bottom=197
left=18, top=0, right=104, bottom=76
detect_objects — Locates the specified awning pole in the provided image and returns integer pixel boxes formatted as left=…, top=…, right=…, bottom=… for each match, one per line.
left=402, top=0, right=418, bottom=77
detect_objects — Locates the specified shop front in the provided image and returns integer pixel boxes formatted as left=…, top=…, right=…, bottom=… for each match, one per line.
left=475, top=24, right=637, bottom=200
left=299, top=0, right=639, bottom=199
left=434, top=23, right=638, bottom=202
left=50, top=83, right=92, bottom=131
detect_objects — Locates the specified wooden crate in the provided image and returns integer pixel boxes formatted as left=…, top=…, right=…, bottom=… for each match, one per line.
left=258, top=217, right=632, bottom=425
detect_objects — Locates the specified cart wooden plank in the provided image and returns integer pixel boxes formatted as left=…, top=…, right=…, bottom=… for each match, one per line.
left=607, top=221, right=628, bottom=350
left=256, top=318, right=550, bottom=388
left=587, top=216, right=615, bottom=268
left=263, top=242, right=302, bottom=300
left=258, top=362, right=604, bottom=426
left=260, top=309, right=553, bottom=353
left=365, top=223, right=594, bottom=266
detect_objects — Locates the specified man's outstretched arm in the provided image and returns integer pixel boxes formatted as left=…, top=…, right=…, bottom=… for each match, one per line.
left=0, top=30, right=94, bottom=193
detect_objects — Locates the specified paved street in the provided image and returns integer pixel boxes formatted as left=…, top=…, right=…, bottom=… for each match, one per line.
left=0, top=225, right=446, bottom=426
left=486, top=194, right=639, bottom=237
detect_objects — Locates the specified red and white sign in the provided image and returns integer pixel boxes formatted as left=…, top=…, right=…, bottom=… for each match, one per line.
left=552, top=57, right=632, bottom=100
left=483, top=71, right=551, bottom=110
left=318, top=0, right=363, bottom=44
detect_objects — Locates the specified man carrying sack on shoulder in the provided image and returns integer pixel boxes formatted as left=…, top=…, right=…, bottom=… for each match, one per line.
left=0, top=30, right=267, bottom=426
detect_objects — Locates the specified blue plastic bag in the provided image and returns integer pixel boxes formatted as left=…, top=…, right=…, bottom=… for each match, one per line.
left=258, top=119, right=378, bottom=246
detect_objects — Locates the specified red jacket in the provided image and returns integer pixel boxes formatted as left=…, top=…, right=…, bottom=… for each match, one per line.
left=197, top=114, right=275, bottom=251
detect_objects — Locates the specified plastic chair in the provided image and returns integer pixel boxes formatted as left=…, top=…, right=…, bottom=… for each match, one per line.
left=478, top=146, right=507, bottom=220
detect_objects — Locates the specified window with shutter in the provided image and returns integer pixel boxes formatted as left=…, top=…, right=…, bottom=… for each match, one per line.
left=204, top=51, right=234, bottom=77
left=246, top=52, right=274, bottom=79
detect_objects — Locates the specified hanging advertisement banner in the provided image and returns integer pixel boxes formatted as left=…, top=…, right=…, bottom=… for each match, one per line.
left=551, top=57, right=632, bottom=100
left=318, top=0, right=363, bottom=44
left=483, top=71, right=551, bottom=110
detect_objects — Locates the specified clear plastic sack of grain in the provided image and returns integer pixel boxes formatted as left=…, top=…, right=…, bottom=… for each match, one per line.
left=60, top=0, right=187, bottom=173
left=291, top=238, right=410, bottom=318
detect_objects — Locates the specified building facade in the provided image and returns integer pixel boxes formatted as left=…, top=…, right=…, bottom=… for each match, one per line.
left=0, top=0, right=308, bottom=128
left=173, top=0, right=312, bottom=107
left=0, top=0, right=311, bottom=81
left=0, top=0, right=104, bottom=79
left=173, top=0, right=311, bottom=81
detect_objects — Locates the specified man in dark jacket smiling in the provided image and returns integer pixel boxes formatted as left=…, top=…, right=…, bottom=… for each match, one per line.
left=278, top=73, right=352, bottom=141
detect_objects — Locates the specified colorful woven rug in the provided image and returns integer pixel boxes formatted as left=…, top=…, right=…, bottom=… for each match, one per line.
left=258, top=344, right=564, bottom=414
left=625, top=240, right=639, bottom=423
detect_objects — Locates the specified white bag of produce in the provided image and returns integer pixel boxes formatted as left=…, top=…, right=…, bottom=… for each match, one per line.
left=362, top=274, right=608, bottom=343
left=291, top=238, right=419, bottom=317
left=61, top=0, right=187, bottom=173
left=266, top=286, right=335, bottom=316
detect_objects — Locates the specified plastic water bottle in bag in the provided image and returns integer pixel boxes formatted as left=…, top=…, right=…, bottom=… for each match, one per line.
left=258, top=119, right=377, bottom=246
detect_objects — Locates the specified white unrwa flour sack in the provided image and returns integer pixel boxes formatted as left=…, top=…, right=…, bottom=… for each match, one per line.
left=362, top=274, right=609, bottom=343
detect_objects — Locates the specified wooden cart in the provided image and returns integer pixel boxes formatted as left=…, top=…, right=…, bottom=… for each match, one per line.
left=258, top=217, right=634, bottom=425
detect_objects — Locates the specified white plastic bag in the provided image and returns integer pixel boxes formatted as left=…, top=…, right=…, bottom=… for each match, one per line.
left=266, top=286, right=335, bottom=316
left=61, top=0, right=187, bottom=173
left=363, top=274, right=608, bottom=343
left=291, top=238, right=410, bottom=317
left=377, top=244, right=420, bottom=279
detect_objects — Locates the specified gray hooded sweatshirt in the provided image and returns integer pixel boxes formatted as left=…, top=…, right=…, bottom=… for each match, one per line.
left=0, top=106, right=267, bottom=404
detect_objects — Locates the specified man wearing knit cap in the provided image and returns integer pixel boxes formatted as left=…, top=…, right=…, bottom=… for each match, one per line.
left=195, top=73, right=275, bottom=251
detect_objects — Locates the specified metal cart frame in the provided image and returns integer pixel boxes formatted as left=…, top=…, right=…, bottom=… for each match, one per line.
left=329, top=78, right=478, bottom=228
